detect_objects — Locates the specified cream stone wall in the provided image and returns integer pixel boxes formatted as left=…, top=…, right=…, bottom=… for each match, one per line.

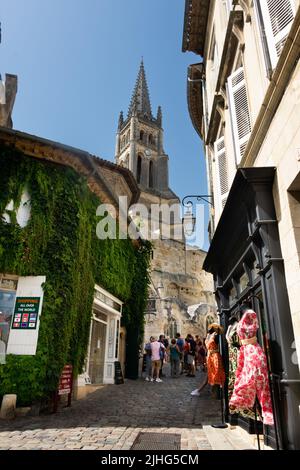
left=202, top=1, right=300, bottom=369
left=254, top=59, right=300, bottom=367
left=144, top=238, right=217, bottom=344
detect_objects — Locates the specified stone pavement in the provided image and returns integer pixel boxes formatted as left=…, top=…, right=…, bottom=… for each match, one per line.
left=0, top=369, right=258, bottom=450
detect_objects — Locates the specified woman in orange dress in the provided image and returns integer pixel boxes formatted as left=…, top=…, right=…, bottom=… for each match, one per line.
left=191, top=323, right=225, bottom=396
left=205, top=324, right=225, bottom=386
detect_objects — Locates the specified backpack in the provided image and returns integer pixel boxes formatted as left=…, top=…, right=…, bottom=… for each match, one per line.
left=189, top=339, right=196, bottom=356
left=176, top=338, right=184, bottom=352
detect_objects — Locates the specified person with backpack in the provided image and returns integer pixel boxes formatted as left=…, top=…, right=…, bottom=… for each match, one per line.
left=175, top=332, right=185, bottom=374
left=168, top=338, right=181, bottom=377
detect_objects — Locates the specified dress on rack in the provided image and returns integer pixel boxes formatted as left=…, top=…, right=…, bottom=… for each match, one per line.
left=229, top=309, right=274, bottom=426
left=205, top=332, right=225, bottom=386
left=226, top=321, right=259, bottom=421
left=226, top=322, right=239, bottom=400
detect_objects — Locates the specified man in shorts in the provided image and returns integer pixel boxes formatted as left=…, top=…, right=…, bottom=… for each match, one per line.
left=150, top=337, right=165, bottom=382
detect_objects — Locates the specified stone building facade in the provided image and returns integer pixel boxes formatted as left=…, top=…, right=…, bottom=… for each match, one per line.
left=115, top=61, right=217, bottom=343
left=0, top=74, right=17, bottom=128
left=146, top=238, right=216, bottom=341
left=183, top=0, right=300, bottom=450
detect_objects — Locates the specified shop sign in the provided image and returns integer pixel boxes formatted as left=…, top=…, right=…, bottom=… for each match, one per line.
left=11, top=297, right=40, bottom=329
left=53, top=364, right=73, bottom=412
left=58, top=364, right=73, bottom=395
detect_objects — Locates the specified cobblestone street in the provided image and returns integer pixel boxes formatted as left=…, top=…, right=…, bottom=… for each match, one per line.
left=0, top=370, right=260, bottom=450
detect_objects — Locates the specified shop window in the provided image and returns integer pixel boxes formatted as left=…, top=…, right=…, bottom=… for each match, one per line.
left=250, top=259, right=261, bottom=281
left=0, top=275, right=18, bottom=364
left=228, top=284, right=237, bottom=305
left=239, top=271, right=249, bottom=293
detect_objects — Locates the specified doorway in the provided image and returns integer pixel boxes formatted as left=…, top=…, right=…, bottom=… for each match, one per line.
left=88, top=310, right=107, bottom=384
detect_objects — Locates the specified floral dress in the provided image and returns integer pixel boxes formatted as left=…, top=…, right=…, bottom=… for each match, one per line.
left=226, top=322, right=259, bottom=421
left=205, top=333, right=225, bottom=386
left=229, top=310, right=274, bottom=426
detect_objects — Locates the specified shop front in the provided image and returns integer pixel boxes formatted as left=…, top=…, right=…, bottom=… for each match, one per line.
left=203, top=167, right=300, bottom=450
left=78, top=284, right=123, bottom=391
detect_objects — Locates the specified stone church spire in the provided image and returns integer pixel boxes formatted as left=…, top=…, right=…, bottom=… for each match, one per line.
left=127, top=59, right=153, bottom=120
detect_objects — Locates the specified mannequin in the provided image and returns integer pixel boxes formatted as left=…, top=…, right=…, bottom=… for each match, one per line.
left=205, top=323, right=225, bottom=388
left=226, top=316, right=259, bottom=421
left=191, top=323, right=225, bottom=396
left=229, top=308, right=274, bottom=426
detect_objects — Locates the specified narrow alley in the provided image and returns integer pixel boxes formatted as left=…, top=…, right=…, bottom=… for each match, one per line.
left=0, top=370, right=262, bottom=451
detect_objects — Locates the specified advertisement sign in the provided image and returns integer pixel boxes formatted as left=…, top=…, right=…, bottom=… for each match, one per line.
left=58, top=364, right=73, bottom=396
left=11, top=297, right=40, bottom=330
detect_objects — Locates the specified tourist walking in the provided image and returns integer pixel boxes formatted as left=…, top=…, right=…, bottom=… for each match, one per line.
left=169, top=338, right=181, bottom=377
left=186, top=334, right=196, bottom=377
left=158, top=334, right=167, bottom=378
left=150, top=337, right=165, bottom=382
left=175, top=332, right=185, bottom=374
left=144, top=336, right=154, bottom=381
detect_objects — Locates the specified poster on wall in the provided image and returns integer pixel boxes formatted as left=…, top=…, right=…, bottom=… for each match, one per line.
left=6, top=276, right=46, bottom=356
left=11, top=297, right=40, bottom=329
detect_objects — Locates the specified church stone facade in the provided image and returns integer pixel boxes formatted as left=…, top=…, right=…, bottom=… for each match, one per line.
left=115, top=61, right=217, bottom=342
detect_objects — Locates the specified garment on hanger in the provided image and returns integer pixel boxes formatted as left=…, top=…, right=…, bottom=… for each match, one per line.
left=229, top=309, right=274, bottom=425
left=226, top=322, right=239, bottom=400
left=226, top=321, right=260, bottom=421
left=205, top=332, right=225, bottom=386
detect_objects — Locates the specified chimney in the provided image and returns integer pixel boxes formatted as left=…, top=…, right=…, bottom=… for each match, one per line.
left=0, top=74, right=18, bottom=128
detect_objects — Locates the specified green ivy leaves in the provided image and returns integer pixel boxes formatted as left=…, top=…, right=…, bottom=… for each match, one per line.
left=0, top=147, right=151, bottom=404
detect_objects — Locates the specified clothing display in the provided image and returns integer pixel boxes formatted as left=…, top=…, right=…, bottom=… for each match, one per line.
left=205, top=332, right=225, bottom=386
left=229, top=309, right=274, bottom=426
left=226, top=322, right=239, bottom=400
left=226, top=321, right=259, bottom=421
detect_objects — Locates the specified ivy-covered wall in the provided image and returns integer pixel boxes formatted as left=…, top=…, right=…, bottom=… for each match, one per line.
left=0, top=146, right=151, bottom=405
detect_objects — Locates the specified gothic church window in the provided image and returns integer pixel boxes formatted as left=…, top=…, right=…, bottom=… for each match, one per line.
left=137, top=155, right=142, bottom=184
left=149, top=161, right=154, bottom=188
left=140, top=130, right=144, bottom=142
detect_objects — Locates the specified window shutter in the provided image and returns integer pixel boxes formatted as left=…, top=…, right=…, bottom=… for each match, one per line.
left=227, top=67, right=252, bottom=164
left=214, top=136, right=229, bottom=210
left=260, top=0, right=295, bottom=69
left=226, top=0, right=233, bottom=15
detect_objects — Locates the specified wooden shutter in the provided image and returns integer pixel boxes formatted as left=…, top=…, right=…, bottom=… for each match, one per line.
left=260, top=0, right=295, bottom=69
left=227, top=67, right=252, bottom=164
left=214, top=136, right=229, bottom=210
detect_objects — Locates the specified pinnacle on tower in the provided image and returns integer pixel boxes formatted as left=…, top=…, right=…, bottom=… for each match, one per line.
left=118, top=111, right=124, bottom=130
left=128, top=59, right=153, bottom=120
left=157, top=106, right=162, bottom=127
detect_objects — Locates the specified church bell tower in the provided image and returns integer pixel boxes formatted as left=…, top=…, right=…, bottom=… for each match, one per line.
left=115, top=60, right=174, bottom=197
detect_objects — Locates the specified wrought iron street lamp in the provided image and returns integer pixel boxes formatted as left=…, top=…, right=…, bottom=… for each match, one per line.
left=182, top=194, right=213, bottom=207
left=182, top=195, right=213, bottom=236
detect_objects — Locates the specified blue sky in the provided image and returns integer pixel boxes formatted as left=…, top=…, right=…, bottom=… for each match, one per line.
left=1, top=0, right=209, bottom=248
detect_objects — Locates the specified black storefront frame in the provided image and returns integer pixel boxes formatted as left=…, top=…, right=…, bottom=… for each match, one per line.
left=204, top=167, right=300, bottom=450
